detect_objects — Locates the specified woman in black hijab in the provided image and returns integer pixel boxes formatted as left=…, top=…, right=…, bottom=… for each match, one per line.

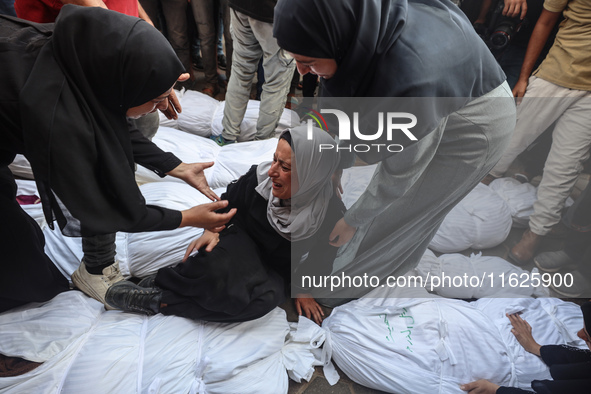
left=0, top=5, right=234, bottom=312
left=274, top=0, right=517, bottom=302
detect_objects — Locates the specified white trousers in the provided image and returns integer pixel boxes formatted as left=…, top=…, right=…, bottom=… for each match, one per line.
left=491, top=77, right=591, bottom=235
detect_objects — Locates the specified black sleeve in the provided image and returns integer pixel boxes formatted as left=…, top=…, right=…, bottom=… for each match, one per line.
left=496, top=387, right=535, bottom=394
left=129, top=121, right=181, bottom=176
left=124, top=205, right=182, bottom=233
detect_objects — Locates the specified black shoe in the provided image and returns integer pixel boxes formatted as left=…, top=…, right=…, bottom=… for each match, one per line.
left=193, top=56, right=204, bottom=71
left=105, top=281, right=162, bottom=315
left=218, top=54, right=227, bottom=70
left=137, top=274, right=158, bottom=289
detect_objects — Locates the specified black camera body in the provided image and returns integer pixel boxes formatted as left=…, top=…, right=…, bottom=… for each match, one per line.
left=475, top=0, right=527, bottom=56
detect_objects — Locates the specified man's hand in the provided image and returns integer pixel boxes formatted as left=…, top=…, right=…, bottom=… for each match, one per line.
left=512, top=78, right=528, bottom=104
left=460, top=379, right=500, bottom=394
left=167, top=162, right=219, bottom=201
left=503, top=0, right=527, bottom=19
left=180, top=200, right=236, bottom=231
left=329, top=217, right=356, bottom=247
left=183, top=230, right=220, bottom=261
left=507, top=313, right=542, bottom=356
left=160, top=73, right=190, bottom=120
left=295, top=294, right=325, bottom=325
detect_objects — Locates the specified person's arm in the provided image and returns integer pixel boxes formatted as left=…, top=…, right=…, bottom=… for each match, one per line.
left=512, top=8, right=562, bottom=99
left=137, top=1, right=154, bottom=27
left=128, top=125, right=219, bottom=201
left=474, top=0, right=493, bottom=25
left=60, top=0, right=107, bottom=8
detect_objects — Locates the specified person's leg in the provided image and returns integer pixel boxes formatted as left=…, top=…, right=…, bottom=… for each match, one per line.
left=220, top=0, right=232, bottom=81
left=529, top=96, right=591, bottom=237
left=139, top=0, right=163, bottom=32
left=489, top=77, right=581, bottom=178
left=191, top=0, right=219, bottom=93
left=511, top=94, right=591, bottom=263
left=221, top=9, right=262, bottom=141
left=0, top=166, right=69, bottom=312
left=250, top=17, right=295, bottom=140
left=161, top=0, right=193, bottom=83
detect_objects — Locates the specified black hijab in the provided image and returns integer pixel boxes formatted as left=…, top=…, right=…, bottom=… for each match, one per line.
left=20, top=5, right=185, bottom=236
left=274, top=0, right=504, bottom=98
left=274, top=0, right=507, bottom=163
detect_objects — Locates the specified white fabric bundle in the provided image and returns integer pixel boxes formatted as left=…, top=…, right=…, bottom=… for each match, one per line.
left=116, top=182, right=227, bottom=278
left=339, top=164, right=378, bottom=210
left=429, top=183, right=513, bottom=253
left=135, top=127, right=279, bottom=189
left=25, top=182, right=224, bottom=281
left=488, top=177, right=537, bottom=228
left=206, top=139, right=279, bottom=189
left=321, top=287, right=513, bottom=394
left=176, top=90, right=222, bottom=136
left=135, top=126, right=220, bottom=185
left=0, top=292, right=317, bottom=394
left=471, top=297, right=585, bottom=389
left=414, top=250, right=550, bottom=298
left=8, top=154, right=34, bottom=179
left=321, top=287, right=586, bottom=393
left=166, top=89, right=301, bottom=140
left=210, top=100, right=301, bottom=141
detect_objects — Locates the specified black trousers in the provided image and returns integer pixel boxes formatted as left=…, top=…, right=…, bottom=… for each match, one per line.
left=156, top=224, right=286, bottom=322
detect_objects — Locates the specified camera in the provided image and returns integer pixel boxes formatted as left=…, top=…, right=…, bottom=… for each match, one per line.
left=488, top=1, right=524, bottom=49
left=477, top=0, right=526, bottom=54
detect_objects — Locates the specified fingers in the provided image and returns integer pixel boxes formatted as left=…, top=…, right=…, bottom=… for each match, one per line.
left=202, top=188, right=220, bottom=202
left=295, top=300, right=302, bottom=316
left=183, top=239, right=199, bottom=262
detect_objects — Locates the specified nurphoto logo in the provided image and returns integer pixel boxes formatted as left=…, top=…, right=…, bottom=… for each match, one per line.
left=306, top=109, right=418, bottom=153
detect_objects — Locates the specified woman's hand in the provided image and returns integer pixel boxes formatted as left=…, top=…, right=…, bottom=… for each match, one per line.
left=295, top=294, right=325, bottom=325
left=460, top=379, right=500, bottom=394
left=183, top=230, right=220, bottom=261
left=180, top=201, right=236, bottom=231
left=167, top=162, right=219, bottom=201
left=160, top=73, right=190, bottom=120
left=329, top=217, right=356, bottom=247
left=502, top=0, right=527, bottom=19
left=507, top=313, right=542, bottom=356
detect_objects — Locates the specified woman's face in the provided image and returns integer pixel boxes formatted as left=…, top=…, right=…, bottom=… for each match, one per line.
left=288, top=53, right=338, bottom=80
left=126, top=88, right=173, bottom=119
left=268, top=138, right=299, bottom=200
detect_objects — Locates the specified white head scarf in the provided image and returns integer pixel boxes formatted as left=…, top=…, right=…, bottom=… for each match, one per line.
left=255, top=125, right=340, bottom=241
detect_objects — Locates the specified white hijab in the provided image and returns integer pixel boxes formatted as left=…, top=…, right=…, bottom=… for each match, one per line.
left=255, top=126, right=340, bottom=242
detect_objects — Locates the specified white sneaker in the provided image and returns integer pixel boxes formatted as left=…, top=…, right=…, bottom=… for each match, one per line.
left=71, top=261, right=125, bottom=309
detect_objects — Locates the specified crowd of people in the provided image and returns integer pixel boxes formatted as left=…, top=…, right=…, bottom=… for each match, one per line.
left=1, top=0, right=590, bottom=392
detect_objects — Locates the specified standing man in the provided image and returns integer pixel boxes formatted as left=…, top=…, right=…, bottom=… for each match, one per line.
left=213, top=0, right=295, bottom=145
left=485, top=0, right=591, bottom=265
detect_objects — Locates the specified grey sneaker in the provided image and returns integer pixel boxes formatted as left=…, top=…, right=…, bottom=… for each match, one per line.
left=550, top=270, right=591, bottom=298
left=71, top=261, right=125, bottom=309
left=533, top=250, right=577, bottom=273
left=105, top=281, right=162, bottom=315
